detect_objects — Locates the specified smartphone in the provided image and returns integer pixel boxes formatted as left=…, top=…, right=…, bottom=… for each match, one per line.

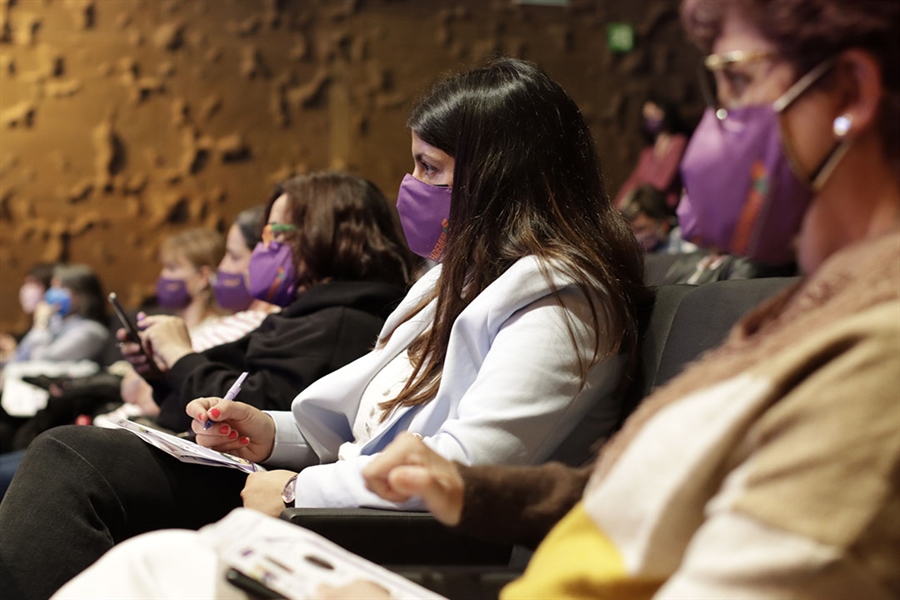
left=225, top=568, right=287, bottom=599
left=108, top=292, right=160, bottom=374
left=107, top=292, right=142, bottom=343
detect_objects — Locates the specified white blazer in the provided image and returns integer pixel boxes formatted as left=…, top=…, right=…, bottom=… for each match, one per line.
left=265, top=255, right=625, bottom=508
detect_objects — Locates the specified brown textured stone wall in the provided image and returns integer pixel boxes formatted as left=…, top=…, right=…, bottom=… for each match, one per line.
left=0, top=0, right=701, bottom=333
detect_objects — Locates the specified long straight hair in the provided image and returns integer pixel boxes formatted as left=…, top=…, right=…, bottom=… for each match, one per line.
left=379, top=57, right=648, bottom=418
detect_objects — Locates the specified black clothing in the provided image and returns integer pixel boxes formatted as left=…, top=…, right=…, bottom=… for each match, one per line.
left=155, top=281, right=405, bottom=432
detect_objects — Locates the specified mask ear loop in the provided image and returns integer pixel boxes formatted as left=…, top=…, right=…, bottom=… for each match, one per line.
left=773, top=59, right=835, bottom=113
left=774, top=58, right=851, bottom=190
left=809, top=132, right=852, bottom=192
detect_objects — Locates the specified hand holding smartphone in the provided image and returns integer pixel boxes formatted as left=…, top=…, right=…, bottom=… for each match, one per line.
left=108, top=292, right=162, bottom=375
left=108, top=293, right=142, bottom=343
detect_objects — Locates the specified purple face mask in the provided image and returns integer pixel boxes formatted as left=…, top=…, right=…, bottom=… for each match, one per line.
left=213, top=270, right=253, bottom=312
left=155, top=277, right=192, bottom=310
left=678, top=106, right=811, bottom=265
left=678, top=60, right=840, bottom=265
left=248, top=241, right=296, bottom=307
left=643, top=117, right=663, bottom=137
left=396, top=174, right=452, bottom=262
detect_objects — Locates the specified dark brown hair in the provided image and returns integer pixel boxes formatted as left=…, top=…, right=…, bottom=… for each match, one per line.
left=234, top=205, right=265, bottom=250
left=682, top=0, right=900, bottom=164
left=54, top=263, right=106, bottom=325
left=379, top=57, right=649, bottom=418
left=264, top=171, right=413, bottom=291
left=621, top=185, right=675, bottom=223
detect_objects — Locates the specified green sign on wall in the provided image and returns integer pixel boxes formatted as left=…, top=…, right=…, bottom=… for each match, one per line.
left=607, top=23, right=635, bottom=53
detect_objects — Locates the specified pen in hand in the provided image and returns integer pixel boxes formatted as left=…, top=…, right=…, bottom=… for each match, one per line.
left=203, top=371, right=249, bottom=430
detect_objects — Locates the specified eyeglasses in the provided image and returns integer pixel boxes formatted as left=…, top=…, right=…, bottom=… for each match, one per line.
left=261, top=223, right=298, bottom=247
left=698, top=49, right=777, bottom=119
left=704, top=49, right=774, bottom=71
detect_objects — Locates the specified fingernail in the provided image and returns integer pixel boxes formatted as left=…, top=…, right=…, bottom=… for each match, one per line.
left=229, top=430, right=238, bottom=440
left=240, top=437, right=249, bottom=445
left=210, top=408, right=220, bottom=418
left=219, top=425, right=229, bottom=434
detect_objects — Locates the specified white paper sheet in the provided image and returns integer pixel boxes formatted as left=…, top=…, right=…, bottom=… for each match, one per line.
left=107, top=416, right=265, bottom=474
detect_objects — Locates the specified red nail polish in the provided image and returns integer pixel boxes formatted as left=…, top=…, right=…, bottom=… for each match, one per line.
left=229, top=430, right=238, bottom=440
left=210, top=408, right=221, bottom=418
left=219, top=425, right=229, bottom=434
left=240, top=437, right=249, bottom=445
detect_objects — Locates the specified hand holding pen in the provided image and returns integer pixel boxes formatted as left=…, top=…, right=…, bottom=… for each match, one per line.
left=204, top=372, right=249, bottom=430
left=187, top=374, right=278, bottom=463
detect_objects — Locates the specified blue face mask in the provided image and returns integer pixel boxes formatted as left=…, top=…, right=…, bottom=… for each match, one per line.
left=44, top=287, right=72, bottom=317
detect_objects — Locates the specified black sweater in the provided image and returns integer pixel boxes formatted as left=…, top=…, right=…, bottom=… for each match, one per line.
left=154, top=280, right=406, bottom=432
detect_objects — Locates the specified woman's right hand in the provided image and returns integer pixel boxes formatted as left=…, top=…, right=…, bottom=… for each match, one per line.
left=116, top=323, right=165, bottom=379
left=361, top=432, right=465, bottom=526
left=188, top=397, right=276, bottom=463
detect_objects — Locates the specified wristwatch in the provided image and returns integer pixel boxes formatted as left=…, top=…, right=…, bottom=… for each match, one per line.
left=281, top=474, right=299, bottom=507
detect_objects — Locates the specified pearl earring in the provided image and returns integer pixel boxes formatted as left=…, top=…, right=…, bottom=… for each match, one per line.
left=833, top=115, right=852, bottom=138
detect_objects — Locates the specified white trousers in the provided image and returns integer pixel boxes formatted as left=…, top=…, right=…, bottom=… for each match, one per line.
left=53, top=529, right=247, bottom=600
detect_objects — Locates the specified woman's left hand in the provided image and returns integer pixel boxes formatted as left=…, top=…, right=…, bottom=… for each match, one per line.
left=32, top=301, right=55, bottom=329
left=136, top=314, right=193, bottom=368
left=241, top=469, right=297, bottom=518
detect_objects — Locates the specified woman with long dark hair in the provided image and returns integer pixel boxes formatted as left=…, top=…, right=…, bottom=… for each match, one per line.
left=357, top=2, right=900, bottom=598
left=0, top=58, right=646, bottom=599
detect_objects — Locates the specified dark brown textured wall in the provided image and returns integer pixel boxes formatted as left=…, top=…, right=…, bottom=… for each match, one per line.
left=0, top=0, right=700, bottom=332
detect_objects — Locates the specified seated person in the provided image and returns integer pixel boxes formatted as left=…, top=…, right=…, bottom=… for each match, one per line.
left=2, top=264, right=109, bottom=367
left=0, top=57, right=648, bottom=600
left=614, top=95, right=689, bottom=210
left=100, top=205, right=278, bottom=424
left=44, top=1, right=900, bottom=597
left=0, top=262, right=56, bottom=364
left=619, top=184, right=697, bottom=254
left=0, top=175, right=411, bottom=500
left=192, top=205, right=279, bottom=349
left=0, top=264, right=109, bottom=452
left=152, top=227, right=228, bottom=339
left=363, top=1, right=900, bottom=597
left=2, top=226, right=230, bottom=447
left=120, top=172, right=414, bottom=434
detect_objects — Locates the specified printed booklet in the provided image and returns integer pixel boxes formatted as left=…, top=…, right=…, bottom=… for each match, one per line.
left=107, top=415, right=265, bottom=474
left=202, top=508, right=446, bottom=599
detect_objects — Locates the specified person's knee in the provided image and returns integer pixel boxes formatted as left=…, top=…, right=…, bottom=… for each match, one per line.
left=20, top=425, right=130, bottom=487
left=35, top=423, right=96, bottom=446
left=29, top=424, right=122, bottom=462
